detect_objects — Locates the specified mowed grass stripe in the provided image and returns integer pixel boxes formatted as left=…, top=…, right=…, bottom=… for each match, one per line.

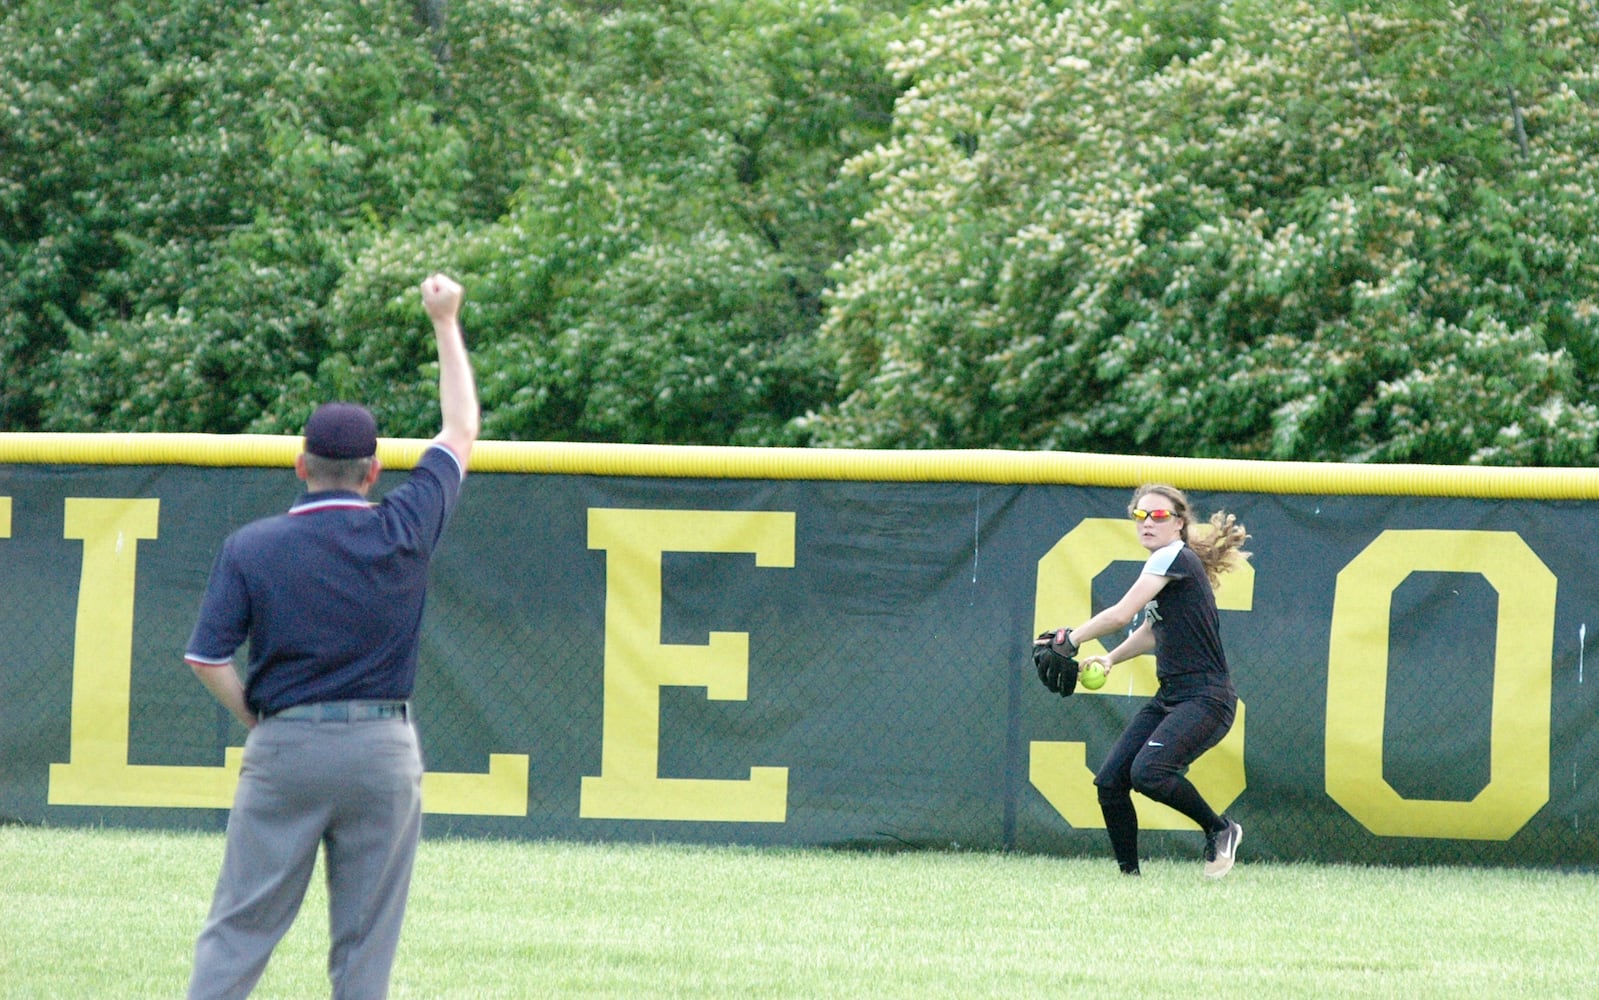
left=1, top=827, right=1593, bottom=998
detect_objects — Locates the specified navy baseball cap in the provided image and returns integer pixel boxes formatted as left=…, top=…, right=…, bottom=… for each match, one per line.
left=303, top=403, right=378, bottom=459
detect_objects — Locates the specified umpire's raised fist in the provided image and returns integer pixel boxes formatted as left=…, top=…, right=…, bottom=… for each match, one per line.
left=421, top=273, right=463, bottom=322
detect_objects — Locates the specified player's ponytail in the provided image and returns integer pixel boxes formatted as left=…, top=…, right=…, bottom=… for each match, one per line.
left=1195, top=509, right=1251, bottom=586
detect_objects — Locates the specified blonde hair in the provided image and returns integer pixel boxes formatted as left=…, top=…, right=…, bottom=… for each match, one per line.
left=1129, top=483, right=1251, bottom=587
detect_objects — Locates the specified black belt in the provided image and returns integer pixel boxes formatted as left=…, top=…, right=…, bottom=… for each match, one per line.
left=263, top=700, right=409, bottom=722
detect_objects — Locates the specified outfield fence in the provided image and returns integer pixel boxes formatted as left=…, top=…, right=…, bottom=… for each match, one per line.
left=1, top=435, right=1595, bottom=866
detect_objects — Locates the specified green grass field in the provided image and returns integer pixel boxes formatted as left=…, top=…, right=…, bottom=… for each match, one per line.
left=2, top=825, right=1593, bottom=998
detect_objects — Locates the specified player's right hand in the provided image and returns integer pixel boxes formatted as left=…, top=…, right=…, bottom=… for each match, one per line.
left=1079, top=654, right=1113, bottom=674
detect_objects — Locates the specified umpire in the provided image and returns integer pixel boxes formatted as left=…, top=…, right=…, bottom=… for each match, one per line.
left=183, top=274, right=479, bottom=999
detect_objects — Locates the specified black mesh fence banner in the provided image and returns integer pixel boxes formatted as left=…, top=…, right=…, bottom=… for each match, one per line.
left=1, top=444, right=1595, bottom=867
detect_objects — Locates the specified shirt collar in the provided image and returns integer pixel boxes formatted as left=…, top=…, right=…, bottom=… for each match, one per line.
left=289, top=490, right=374, bottom=515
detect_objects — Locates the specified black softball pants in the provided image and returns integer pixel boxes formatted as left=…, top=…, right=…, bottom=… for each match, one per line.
left=1093, top=684, right=1236, bottom=873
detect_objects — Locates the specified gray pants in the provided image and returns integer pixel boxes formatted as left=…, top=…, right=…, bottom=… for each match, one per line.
left=188, top=714, right=423, bottom=1000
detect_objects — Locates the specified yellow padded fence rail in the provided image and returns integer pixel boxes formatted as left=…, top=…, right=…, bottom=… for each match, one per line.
left=2, top=433, right=1597, bottom=499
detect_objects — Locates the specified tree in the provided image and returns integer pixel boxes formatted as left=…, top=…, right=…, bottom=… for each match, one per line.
left=0, top=1, right=245, bottom=429
left=314, top=0, right=908, bottom=445
left=1, top=0, right=473, bottom=434
left=453, top=0, right=905, bottom=445
left=1, top=0, right=909, bottom=446
left=810, top=0, right=1599, bottom=464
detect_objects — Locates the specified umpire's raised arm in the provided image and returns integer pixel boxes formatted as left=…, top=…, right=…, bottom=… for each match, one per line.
left=421, top=273, right=480, bottom=467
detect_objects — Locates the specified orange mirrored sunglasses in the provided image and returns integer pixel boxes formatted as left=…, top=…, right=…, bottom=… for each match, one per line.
left=1131, top=508, right=1176, bottom=523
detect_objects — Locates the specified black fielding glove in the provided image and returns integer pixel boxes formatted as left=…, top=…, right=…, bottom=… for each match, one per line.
left=1032, top=628, right=1080, bottom=697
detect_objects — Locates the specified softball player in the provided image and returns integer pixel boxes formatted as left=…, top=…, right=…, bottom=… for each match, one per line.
left=1050, top=483, right=1250, bottom=878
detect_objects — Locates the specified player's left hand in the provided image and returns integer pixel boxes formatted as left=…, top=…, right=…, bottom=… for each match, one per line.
left=1032, top=630, right=1080, bottom=697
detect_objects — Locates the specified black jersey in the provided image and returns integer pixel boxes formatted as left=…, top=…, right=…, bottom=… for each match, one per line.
left=1139, top=540, right=1231, bottom=694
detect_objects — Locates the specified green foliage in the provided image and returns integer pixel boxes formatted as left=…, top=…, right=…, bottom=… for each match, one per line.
left=556, top=226, right=831, bottom=445
left=426, top=0, right=905, bottom=444
left=4, top=0, right=1598, bottom=463
left=1, top=0, right=468, bottom=433
left=812, top=0, right=1599, bottom=464
left=0, top=0, right=904, bottom=445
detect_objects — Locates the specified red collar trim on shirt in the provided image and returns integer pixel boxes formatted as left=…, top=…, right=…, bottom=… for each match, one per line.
left=289, top=496, right=375, bottom=516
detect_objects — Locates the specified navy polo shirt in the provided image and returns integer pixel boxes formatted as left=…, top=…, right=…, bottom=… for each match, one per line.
left=185, top=444, right=464, bottom=715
